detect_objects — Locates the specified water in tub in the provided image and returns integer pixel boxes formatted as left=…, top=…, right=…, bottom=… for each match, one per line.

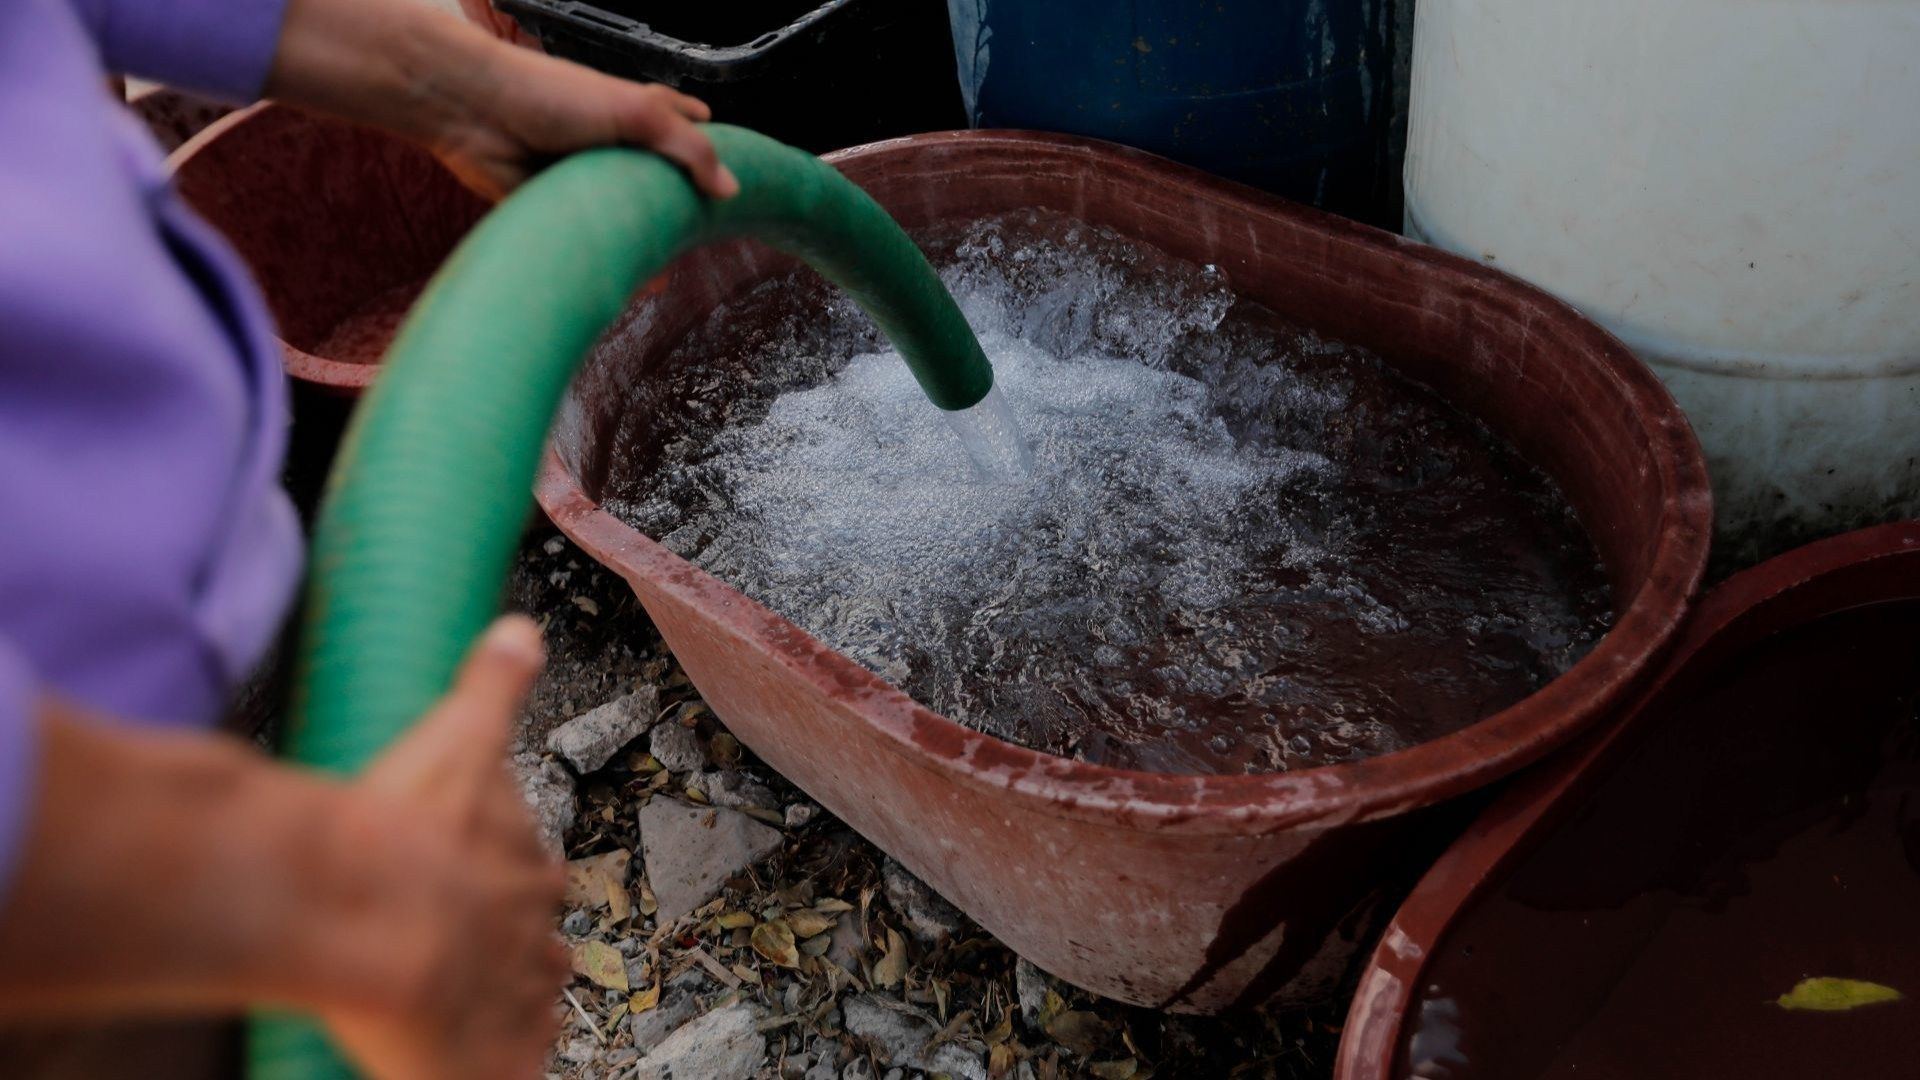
left=602, top=210, right=1612, bottom=776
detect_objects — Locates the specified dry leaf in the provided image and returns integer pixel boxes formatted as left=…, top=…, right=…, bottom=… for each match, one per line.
left=605, top=876, right=632, bottom=922
left=984, top=1012, right=1014, bottom=1046
left=743, top=807, right=786, bottom=826
left=787, top=910, right=836, bottom=939
left=1037, top=990, right=1067, bottom=1029
left=638, top=879, right=658, bottom=917
left=989, top=1043, right=1017, bottom=1079
left=571, top=596, right=599, bottom=616
left=570, top=940, right=628, bottom=992
left=684, top=786, right=709, bottom=804
left=751, top=919, right=800, bottom=967
left=1087, top=1060, right=1137, bottom=1080
left=604, top=1001, right=629, bottom=1031
left=563, top=849, right=630, bottom=910
left=710, top=732, right=741, bottom=765
left=872, top=926, right=909, bottom=989
left=630, top=982, right=661, bottom=1014
left=1045, top=1010, right=1110, bottom=1058
left=1776, top=977, right=1903, bottom=1011
left=730, top=962, right=761, bottom=985
left=715, top=911, right=756, bottom=931
left=814, top=898, right=854, bottom=915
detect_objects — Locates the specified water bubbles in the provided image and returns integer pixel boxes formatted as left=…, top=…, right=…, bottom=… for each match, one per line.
left=603, top=210, right=1612, bottom=776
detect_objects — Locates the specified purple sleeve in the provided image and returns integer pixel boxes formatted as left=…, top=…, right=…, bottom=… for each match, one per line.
left=70, top=0, right=291, bottom=102
left=0, top=643, right=42, bottom=899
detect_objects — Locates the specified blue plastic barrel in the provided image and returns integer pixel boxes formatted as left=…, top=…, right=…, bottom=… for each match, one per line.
left=949, top=0, right=1397, bottom=223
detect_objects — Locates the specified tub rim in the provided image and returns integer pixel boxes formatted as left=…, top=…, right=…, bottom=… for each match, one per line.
left=169, top=102, right=415, bottom=396
left=1333, top=519, right=1920, bottom=1078
left=535, top=128, right=1714, bottom=837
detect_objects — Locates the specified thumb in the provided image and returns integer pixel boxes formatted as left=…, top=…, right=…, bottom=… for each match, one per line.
left=414, top=615, right=546, bottom=774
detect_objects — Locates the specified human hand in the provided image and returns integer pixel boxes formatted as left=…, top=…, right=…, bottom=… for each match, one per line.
left=317, top=616, right=569, bottom=1080
left=270, top=0, right=739, bottom=204
left=431, top=45, right=740, bottom=202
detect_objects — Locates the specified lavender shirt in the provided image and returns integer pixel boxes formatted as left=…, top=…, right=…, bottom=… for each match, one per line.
left=0, top=0, right=302, bottom=886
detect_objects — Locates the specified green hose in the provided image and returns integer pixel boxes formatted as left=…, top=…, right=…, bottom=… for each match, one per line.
left=249, top=124, right=995, bottom=1079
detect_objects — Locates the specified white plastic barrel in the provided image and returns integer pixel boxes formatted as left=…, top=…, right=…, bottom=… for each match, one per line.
left=1405, top=0, right=1920, bottom=563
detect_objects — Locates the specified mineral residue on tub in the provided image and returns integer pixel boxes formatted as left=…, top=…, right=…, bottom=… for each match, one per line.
left=604, top=210, right=1613, bottom=776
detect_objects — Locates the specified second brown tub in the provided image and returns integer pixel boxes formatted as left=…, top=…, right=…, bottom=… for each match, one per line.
left=535, top=132, right=1713, bottom=1011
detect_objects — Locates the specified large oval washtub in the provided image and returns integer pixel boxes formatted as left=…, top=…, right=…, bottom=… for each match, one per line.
left=170, top=102, right=489, bottom=397
left=1337, top=522, right=1920, bottom=1076
left=536, top=132, right=1713, bottom=1011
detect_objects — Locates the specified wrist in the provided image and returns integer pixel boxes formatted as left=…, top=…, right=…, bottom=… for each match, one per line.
left=257, top=778, right=434, bottom=1019
left=269, top=0, right=506, bottom=149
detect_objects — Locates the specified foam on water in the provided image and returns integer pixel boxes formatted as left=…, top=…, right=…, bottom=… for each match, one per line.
left=604, top=211, right=1612, bottom=775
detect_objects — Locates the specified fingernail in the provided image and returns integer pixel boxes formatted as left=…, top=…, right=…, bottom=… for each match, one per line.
left=717, top=165, right=740, bottom=198
left=482, top=615, right=546, bottom=665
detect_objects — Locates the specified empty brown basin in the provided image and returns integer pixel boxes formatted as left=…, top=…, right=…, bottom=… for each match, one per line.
left=169, top=102, right=489, bottom=395
left=534, top=131, right=1713, bottom=1011
left=1338, top=522, right=1920, bottom=1077
left=127, top=85, right=232, bottom=155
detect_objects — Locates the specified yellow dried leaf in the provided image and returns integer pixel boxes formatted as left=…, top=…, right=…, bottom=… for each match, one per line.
left=605, top=1001, right=629, bottom=1030
left=787, top=910, right=837, bottom=939
left=710, top=732, right=741, bottom=765
left=606, top=876, right=632, bottom=922
left=730, top=962, right=761, bottom=985
left=1045, top=1010, right=1110, bottom=1058
left=984, top=1012, right=1014, bottom=1046
left=872, top=927, right=908, bottom=989
left=743, top=807, right=786, bottom=826
left=638, top=879, right=658, bottom=917
left=684, top=786, right=709, bottom=804
left=630, top=982, right=661, bottom=1014
left=715, top=911, right=756, bottom=930
left=814, top=898, right=854, bottom=914
left=988, top=1043, right=1016, bottom=1079
left=570, top=940, right=628, bottom=992
left=1776, top=977, right=1903, bottom=1011
left=1037, top=990, right=1067, bottom=1029
left=752, top=919, right=800, bottom=967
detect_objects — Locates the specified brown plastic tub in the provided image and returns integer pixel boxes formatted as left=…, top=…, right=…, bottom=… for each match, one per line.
left=1337, top=522, right=1920, bottom=1077
left=535, top=131, right=1713, bottom=1011
left=126, top=85, right=232, bottom=155
left=169, top=102, right=488, bottom=396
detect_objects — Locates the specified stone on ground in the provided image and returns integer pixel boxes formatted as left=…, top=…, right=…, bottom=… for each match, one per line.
left=649, top=721, right=708, bottom=774
left=508, top=752, right=575, bottom=857
left=695, top=768, right=778, bottom=810
left=639, top=798, right=784, bottom=921
left=632, top=1001, right=768, bottom=1080
left=841, top=993, right=988, bottom=1080
left=545, top=687, right=660, bottom=774
left=628, top=969, right=709, bottom=1054
left=881, top=859, right=966, bottom=945
left=1016, top=957, right=1051, bottom=1029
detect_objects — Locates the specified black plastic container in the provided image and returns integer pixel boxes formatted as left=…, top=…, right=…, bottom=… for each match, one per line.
left=495, top=0, right=966, bottom=153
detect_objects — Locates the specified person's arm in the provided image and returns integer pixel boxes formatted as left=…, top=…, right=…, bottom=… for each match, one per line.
left=0, top=618, right=568, bottom=1080
left=265, top=0, right=737, bottom=200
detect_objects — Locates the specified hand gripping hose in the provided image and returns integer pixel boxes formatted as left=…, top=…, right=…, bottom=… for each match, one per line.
left=249, top=124, right=995, bottom=1079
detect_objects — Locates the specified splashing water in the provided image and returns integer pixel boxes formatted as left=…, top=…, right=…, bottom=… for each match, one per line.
left=945, top=383, right=1033, bottom=485
left=600, top=211, right=1612, bottom=775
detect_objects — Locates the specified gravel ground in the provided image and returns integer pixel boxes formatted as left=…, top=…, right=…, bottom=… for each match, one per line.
left=508, top=531, right=1343, bottom=1080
